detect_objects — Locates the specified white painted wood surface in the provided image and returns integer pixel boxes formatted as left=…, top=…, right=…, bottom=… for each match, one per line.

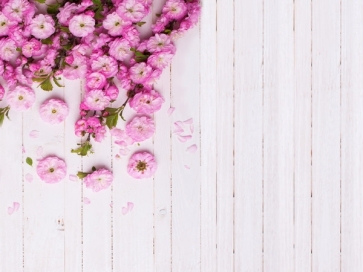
left=2, top=0, right=363, bottom=271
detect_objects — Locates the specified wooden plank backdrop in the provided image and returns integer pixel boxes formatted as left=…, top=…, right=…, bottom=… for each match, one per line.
left=1, top=0, right=363, bottom=271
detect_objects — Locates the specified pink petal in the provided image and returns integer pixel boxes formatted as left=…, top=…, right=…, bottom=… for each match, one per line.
left=110, top=202, right=113, bottom=208
left=25, top=173, right=33, bottom=182
left=177, top=135, right=192, bottom=143
left=186, top=144, right=198, bottom=153
left=173, top=128, right=184, bottom=134
left=184, top=165, right=190, bottom=169
left=121, top=206, right=128, bottom=215
left=83, top=197, right=91, bottom=204
left=190, top=124, right=194, bottom=134
left=36, top=146, right=43, bottom=159
left=119, top=147, right=130, bottom=156
left=8, top=207, right=14, bottom=215
left=183, top=118, right=193, bottom=125
left=13, top=202, right=20, bottom=212
left=22, top=145, right=26, bottom=154
left=69, top=174, right=77, bottom=182
left=29, top=130, right=39, bottom=138
left=127, top=202, right=134, bottom=212
left=174, top=121, right=183, bottom=130
left=167, top=107, right=175, bottom=116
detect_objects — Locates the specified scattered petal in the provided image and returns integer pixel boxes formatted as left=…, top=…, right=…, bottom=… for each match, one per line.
left=13, top=202, right=20, bottom=212
left=25, top=173, right=33, bottom=182
left=110, top=202, right=113, bottom=208
left=83, top=197, right=91, bottom=204
left=183, top=118, right=193, bottom=125
left=184, top=165, right=190, bottom=169
left=189, top=124, right=194, bottom=134
left=167, top=107, right=175, bottom=116
left=177, top=135, right=192, bottom=143
left=119, top=147, right=130, bottom=156
left=7, top=207, right=14, bottom=215
left=121, top=206, right=128, bottom=215
left=29, top=130, right=39, bottom=138
left=173, top=128, right=184, bottom=134
left=186, top=144, right=198, bottom=153
left=69, top=174, right=77, bottom=182
left=36, top=146, right=43, bottom=160
left=127, top=202, right=134, bottom=212
left=22, top=145, right=26, bottom=154
left=174, top=121, right=183, bottom=129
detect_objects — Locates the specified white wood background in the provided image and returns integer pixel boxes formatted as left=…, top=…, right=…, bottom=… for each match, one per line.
left=0, top=0, right=363, bottom=271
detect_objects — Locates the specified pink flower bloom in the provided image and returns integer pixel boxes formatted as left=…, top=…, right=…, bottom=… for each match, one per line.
left=63, top=53, right=87, bottom=79
left=0, top=38, right=19, bottom=61
left=69, top=14, right=95, bottom=38
left=163, top=0, right=188, bottom=20
left=117, top=0, right=147, bottom=22
left=0, top=84, right=5, bottom=100
left=110, top=128, right=135, bottom=146
left=127, top=151, right=157, bottom=179
left=0, top=12, right=15, bottom=36
left=39, top=99, right=69, bottom=124
left=84, top=89, right=111, bottom=111
left=57, top=2, right=78, bottom=26
left=91, top=56, right=118, bottom=78
left=84, top=168, right=113, bottom=192
left=22, top=39, right=41, bottom=58
left=7, top=85, right=35, bottom=112
left=105, top=85, right=119, bottom=101
left=129, top=89, right=164, bottom=114
left=109, top=38, right=132, bottom=61
left=3, top=0, right=31, bottom=22
left=103, top=12, right=131, bottom=36
left=122, top=26, right=140, bottom=46
left=126, top=116, right=155, bottom=142
left=30, top=14, right=55, bottom=40
left=86, top=72, right=107, bottom=90
left=129, top=62, right=152, bottom=84
left=147, top=51, right=174, bottom=70
left=146, top=34, right=173, bottom=53
left=37, top=156, right=67, bottom=184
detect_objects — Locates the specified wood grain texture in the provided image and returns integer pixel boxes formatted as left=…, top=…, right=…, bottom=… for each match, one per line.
left=341, top=0, right=363, bottom=271
left=234, top=0, right=263, bottom=271
left=263, top=0, right=295, bottom=271
left=312, top=0, right=341, bottom=271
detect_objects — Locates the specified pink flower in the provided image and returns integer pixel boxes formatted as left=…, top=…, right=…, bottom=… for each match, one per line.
left=7, top=85, right=35, bottom=112
left=122, top=26, right=140, bottom=46
left=91, top=56, right=118, bottom=78
left=129, top=89, right=164, bottom=114
left=39, top=99, right=69, bottom=124
left=0, top=12, right=15, bottom=36
left=84, top=89, right=111, bottom=111
left=146, top=34, right=173, bottom=53
left=0, top=84, right=5, bottom=100
left=69, top=14, right=95, bottom=37
left=63, top=53, right=87, bottom=79
left=84, top=168, right=113, bottom=192
left=147, top=51, right=174, bottom=70
left=0, top=39, right=19, bottom=61
left=117, top=0, right=147, bottom=22
left=57, top=2, right=78, bottom=26
left=127, top=151, right=157, bottom=179
left=36, top=156, right=67, bottom=184
left=86, top=72, right=107, bottom=90
left=126, top=116, right=155, bottom=142
left=3, top=0, right=31, bottom=22
left=22, top=39, right=41, bottom=58
left=129, top=62, right=153, bottom=84
left=110, top=128, right=135, bottom=146
left=109, top=38, right=132, bottom=61
left=105, top=85, right=119, bottom=101
left=103, top=12, right=131, bottom=36
left=30, top=14, right=55, bottom=40
left=163, top=0, right=188, bottom=20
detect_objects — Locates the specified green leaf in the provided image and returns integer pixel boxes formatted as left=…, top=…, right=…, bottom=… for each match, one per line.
left=32, top=77, right=45, bottom=83
left=16, top=47, right=22, bottom=52
left=136, top=21, right=146, bottom=27
left=105, top=107, right=119, bottom=114
left=47, top=3, right=60, bottom=14
left=92, top=166, right=96, bottom=172
left=26, top=157, right=33, bottom=166
left=105, top=114, right=118, bottom=129
left=40, top=78, right=53, bottom=91
left=0, top=113, right=4, bottom=127
left=71, top=141, right=93, bottom=157
left=92, top=0, right=102, bottom=6
left=95, top=8, right=104, bottom=20
left=35, top=0, right=46, bottom=3
left=76, top=171, right=89, bottom=179
left=53, top=76, right=64, bottom=88
left=41, top=38, right=53, bottom=45
left=59, top=26, right=70, bottom=33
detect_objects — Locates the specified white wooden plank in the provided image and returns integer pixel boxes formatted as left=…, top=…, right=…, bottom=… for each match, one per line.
left=341, top=1, right=363, bottom=271
left=23, top=85, right=65, bottom=272
left=0, top=97, right=23, bottom=272
left=312, top=0, right=341, bottom=271
left=171, top=25, right=201, bottom=272
left=263, top=0, right=295, bottom=271
left=63, top=78, right=83, bottom=271
left=200, top=0, right=217, bottom=271
left=294, top=0, right=312, bottom=271
left=216, top=0, right=233, bottom=271
left=234, top=0, right=263, bottom=270
left=81, top=78, right=112, bottom=272
left=112, top=9, right=155, bottom=272
left=152, top=2, right=172, bottom=271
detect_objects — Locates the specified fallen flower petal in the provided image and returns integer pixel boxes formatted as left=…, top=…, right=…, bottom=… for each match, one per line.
left=25, top=173, right=33, bottom=182
left=29, top=130, right=39, bottom=138
left=127, top=202, right=134, bottom=212
left=69, top=174, right=77, bottom=182
left=186, top=144, right=198, bottom=153
left=177, top=135, right=192, bottom=143
left=167, top=107, right=175, bottom=116
left=83, top=197, right=91, bottom=204
left=183, top=118, right=193, bottom=125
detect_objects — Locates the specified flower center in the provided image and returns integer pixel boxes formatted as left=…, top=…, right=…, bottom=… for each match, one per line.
left=18, top=95, right=23, bottom=100
left=136, top=161, right=147, bottom=172
left=115, top=22, right=120, bottom=26
left=80, top=23, right=85, bottom=27
left=0, top=22, right=6, bottom=26
left=52, top=109, right=57, bottom=114
left=49, top=168, right=54, bottom=173
left=40, top=24, right=44, bottom=29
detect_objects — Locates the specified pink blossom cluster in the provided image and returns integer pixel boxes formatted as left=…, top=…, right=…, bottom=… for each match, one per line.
left=0, top=0, right=201, bottom=180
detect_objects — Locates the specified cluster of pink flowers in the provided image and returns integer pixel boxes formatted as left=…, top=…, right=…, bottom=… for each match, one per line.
left=0, top=0, right=201, bottom=181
